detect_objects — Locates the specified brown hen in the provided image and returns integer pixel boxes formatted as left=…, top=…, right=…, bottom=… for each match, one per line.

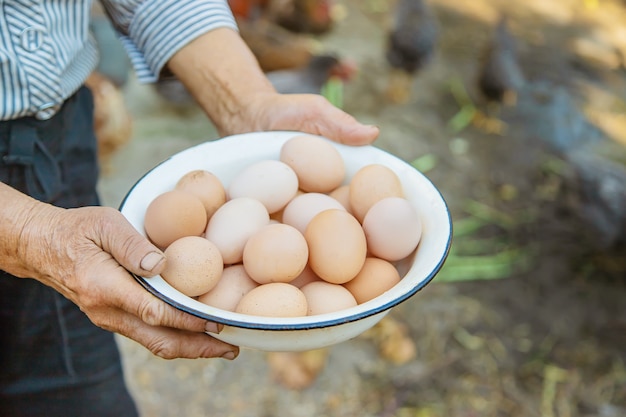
left=237, top=15, right=318, bottom=72
left=265, top=0, right=335, bottom=34
left=85, top=71, right=133, bottom=174
left=229, top=0, right=335, bottom=35
left=229, top=0, right=337, bottom=72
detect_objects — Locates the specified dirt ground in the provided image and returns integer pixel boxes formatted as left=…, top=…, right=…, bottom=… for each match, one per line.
left=97, top=1, right=626, bottom=416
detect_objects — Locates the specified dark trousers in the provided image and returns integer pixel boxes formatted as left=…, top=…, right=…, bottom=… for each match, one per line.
left=0, top=87, right=139, bottom=417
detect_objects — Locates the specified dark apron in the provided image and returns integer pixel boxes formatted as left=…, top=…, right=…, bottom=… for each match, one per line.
left=0, top=87, right=138, bottom=417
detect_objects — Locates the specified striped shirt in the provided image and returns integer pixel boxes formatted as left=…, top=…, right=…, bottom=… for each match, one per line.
left=0, top=0, right=237, bottom=121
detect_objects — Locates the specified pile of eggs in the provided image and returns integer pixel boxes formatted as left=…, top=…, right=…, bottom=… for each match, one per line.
left=142, top=135, right=423, bottom=318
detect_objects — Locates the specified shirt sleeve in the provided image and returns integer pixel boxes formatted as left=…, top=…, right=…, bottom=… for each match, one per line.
left=99, top=0, right=238, bottom=83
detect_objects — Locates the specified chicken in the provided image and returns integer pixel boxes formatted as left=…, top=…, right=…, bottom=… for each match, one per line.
left=153, top=54, right=355, bottom=105
left=229, top=0, right=336, bottom=35
left=237, top=15, right=318, bottom=72
left=265, top=54, right=356, bottom=94
left=228, top=0, right=270, bottom=19
left=225, top=1, right=341, bottom=74
left=567, top=146, right=626, bottom=248
left=85, top=71, right=133, bottom=174
left=385, top=0, right=439, bottom=103
left=266, top=0, right=335, bottom=35
left=498, top=81, right=626, bottom=247
left=477, top=15, right=525, bottom=105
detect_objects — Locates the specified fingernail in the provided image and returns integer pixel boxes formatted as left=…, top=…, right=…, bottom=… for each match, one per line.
left=221, top=350, right=237, bottom=360
left=140, top=251, right=165, bottom=272
left=205, top=322, right=223, bottom=334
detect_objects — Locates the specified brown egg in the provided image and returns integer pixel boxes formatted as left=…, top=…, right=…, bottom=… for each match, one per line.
left=144, top=190, right=207, bottom=249
left=280, top=135, right=345, bottom=193
left=300, top=281, right=357, bottom=315
left=304, top=209, right=367, bottom=284
left=349, top=164, right=404, bottom=222
left=289, top=265, right=321, bottom=288
left=235, top=283, right=308, bottom=317
left=242, top=223, right=309, bottom=284
left=161, top=236, right=224, bottom=297
left=272, top=188, right=306, bottom=225
left=269, top=207, right=284, bottom=223
left=175, top=169, right=226, bottom=219
left=197, top=264, right=258, bottom=311
left=362, top=197, right=422, bottom=262
left=343, top=257, right=401, bottom=304
left=328, top=184, right=352, bottom=213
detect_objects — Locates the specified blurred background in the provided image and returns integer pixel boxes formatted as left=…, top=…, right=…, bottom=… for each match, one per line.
left=93, top=0, right=626, bottom=416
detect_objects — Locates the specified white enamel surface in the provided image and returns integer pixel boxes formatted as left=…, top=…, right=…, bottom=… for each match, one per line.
left=217, top=310, right=390, bottom=352
left=119, top=131, right=452, bottom=351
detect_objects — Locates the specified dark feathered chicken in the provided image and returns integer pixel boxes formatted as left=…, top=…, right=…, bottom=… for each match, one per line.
left=385, top=0, right=439, bottom=103
left=477, top=15, right=525, bottom=105
left=499, top=81, right=626, bottom=247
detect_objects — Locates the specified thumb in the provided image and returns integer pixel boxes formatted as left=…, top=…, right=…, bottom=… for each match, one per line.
left=263, top=94, right=379, bottom=146
left=100, top=208, right=166, bottom=278
left=308, top=98, right=379, bottom=146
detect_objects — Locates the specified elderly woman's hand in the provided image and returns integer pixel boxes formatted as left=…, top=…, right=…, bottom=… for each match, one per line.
left=232, top=92, right=379, bottom=146
left=0, top=182, right=238, bottom=360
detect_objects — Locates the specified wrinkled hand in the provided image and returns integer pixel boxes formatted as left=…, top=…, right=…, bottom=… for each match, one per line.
left=17, top=202, right=238, bottom=360
left=224, top=93, right=380, bottom=146
left=167, top=28, right=379, bottom=146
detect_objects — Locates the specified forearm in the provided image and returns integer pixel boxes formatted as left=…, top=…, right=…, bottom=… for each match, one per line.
left=0, top=182, right=59, bottom=280
left=166, top=27, right=277, bottom=135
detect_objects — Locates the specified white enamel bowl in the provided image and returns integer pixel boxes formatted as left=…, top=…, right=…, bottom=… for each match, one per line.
left=119, top=131, right=452, bottom=352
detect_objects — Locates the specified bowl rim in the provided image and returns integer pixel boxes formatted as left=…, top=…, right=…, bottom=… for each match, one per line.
left=119, top=131, right=453, bottom=331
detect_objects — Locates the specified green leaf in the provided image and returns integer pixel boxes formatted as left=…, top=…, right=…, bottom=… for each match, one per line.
left=410, top=153, right=438, bottom=173
left=448, top=105, right=476, bottom=133
left=436, top=248, right=533, bottom=282
left=321, top=77, right=344, bottom=109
